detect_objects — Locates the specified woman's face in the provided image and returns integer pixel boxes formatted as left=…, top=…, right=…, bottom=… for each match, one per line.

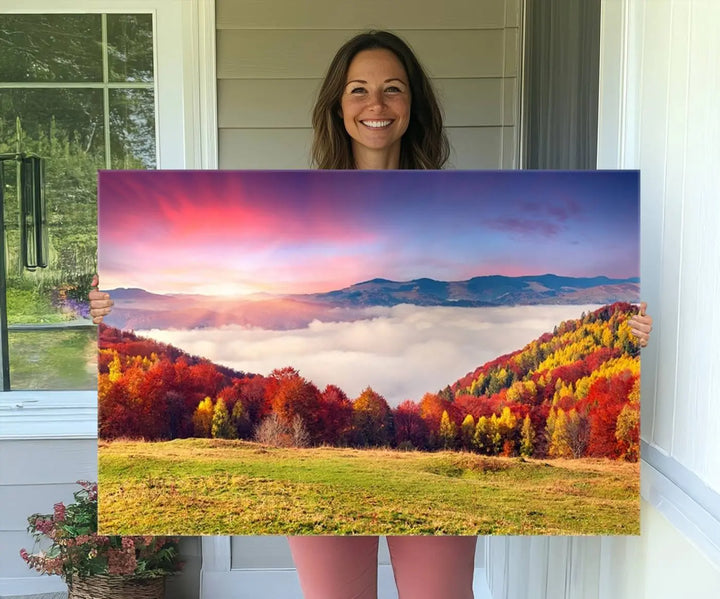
left=340, top=48, right=411, bottom=164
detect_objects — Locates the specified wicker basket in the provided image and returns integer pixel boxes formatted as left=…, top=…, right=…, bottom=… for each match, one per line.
left=67, top=574, right=165, bottom=599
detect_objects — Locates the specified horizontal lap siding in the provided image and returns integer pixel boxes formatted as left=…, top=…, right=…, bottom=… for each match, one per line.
left=0, top=438, right=98, bottom=580
left=216, top=0, right=511, bottom=30
left=217, top=30, right=511, bottom=79
left=216, top=0, right=521, bottom=170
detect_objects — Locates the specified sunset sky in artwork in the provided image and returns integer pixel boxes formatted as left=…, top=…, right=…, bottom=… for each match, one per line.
left=98, top=170, right=639, bottom=296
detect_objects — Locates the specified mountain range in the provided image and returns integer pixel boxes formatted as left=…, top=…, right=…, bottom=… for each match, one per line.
left=104, top=274, right=639, bottom=331
left=301, top=274, right=639, bottom=307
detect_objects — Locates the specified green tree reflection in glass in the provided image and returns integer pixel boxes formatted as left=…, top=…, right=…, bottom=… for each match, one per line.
left=0, top=13, right=156, bottom=390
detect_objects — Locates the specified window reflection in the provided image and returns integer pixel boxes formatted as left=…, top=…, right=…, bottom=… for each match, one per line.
left=0, top=13, right=156, bottom=390
left=107, top=14, right=154, bottom=83
left=0, top=14, right=102, bottom=82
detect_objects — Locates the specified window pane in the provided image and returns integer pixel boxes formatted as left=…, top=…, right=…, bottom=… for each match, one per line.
left=1, top=89, right=101, bottom=390
left=0, top=13, right=156, bottom=391
left=9, top=328, right=97, bottom=390
left=0, top=88, right=106, bottom=159
left=107, top=14, right=154, bottom=83
left=110, top=89, right=156, bottom=168
left=0, top=14, right=102, bottom=82
left=1, top=88, right=103, bottom=311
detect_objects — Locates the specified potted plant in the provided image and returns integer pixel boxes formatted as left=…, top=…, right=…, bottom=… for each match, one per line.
left=20, top=481, right=182, bottom=599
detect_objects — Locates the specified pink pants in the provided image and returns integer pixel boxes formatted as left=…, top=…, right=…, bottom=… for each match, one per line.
left=288, top=536, right=476, bottom=599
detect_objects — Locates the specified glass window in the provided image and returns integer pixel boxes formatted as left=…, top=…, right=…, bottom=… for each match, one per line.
left=0, top=13, right=156, bottom=390
left=0, top=14, right=103, bottom=82
left=107, top=14, right=154, bottom=83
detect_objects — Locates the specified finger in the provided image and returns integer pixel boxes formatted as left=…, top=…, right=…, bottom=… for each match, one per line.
left=638, top=301, right=647, bottom=316
left=90, top=304, right=113, bottom=316
left=90, top=294, right=114, bottom=308
left=629, top=319, right=652, bottom=331
left=628, top=315, right=652, bottom=328
left=91, top=274, right=99, bottom=289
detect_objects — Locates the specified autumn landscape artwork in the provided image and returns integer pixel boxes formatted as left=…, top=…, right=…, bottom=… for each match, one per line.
left=97, top=170, right=641, bottom=535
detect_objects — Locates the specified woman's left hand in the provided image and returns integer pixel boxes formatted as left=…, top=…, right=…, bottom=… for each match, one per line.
left=628, top=301, right=652, bottom=348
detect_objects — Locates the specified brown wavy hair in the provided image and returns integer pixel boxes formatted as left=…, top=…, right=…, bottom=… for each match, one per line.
left=311, top=30, right=449, bottom=170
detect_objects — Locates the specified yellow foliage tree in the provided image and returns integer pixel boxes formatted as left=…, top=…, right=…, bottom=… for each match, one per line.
left=460, top=414, right=475, bottom=450
left=615, top=404, right=639, bottom=461
left=439, top=410, right=457, bottom=450
left=549, top=408, right=573, bottom=458
left=211, top=398, right=236, bottom=440
left=192, top=396, right=214, bottom=437
left=520, top=414, right=535, bottom=457
left=108, top=351, right=123, bottom=383
left=473, top=416, right=489, bottom=454
left=489, top=413, right=502, bottom=455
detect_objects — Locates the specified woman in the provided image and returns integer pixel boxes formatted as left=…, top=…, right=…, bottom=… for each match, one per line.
left=90, top=30, right=653, bottom=599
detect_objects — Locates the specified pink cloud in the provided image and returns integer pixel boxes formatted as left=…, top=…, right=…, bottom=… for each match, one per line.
left=99, top=172, right=377, bottom=248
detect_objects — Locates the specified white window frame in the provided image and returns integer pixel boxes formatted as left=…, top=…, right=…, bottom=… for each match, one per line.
left=0, top=0, right=217, bottom=438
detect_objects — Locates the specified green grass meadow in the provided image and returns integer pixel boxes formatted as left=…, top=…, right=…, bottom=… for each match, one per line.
left=98, top=439, right=639, bottom=536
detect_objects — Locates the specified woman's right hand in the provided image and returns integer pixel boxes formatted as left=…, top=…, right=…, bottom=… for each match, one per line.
left=89, top=274, right=114, bottom=324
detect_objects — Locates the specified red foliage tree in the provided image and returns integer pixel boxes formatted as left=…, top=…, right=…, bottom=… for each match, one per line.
left=98, top=379, right=139, bottom=439
left=317, top=385, right=354, bottom=445
left=393, top=400, right=429, bottom=449
left=267, top=367, right=323, bottom=443
left=352, top=387, right=393, bottom=447
left=583, top=373, right=637, bottom=458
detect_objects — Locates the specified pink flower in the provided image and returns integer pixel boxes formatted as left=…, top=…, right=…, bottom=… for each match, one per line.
left=99, top=535, right=110, bottom=545
left=121, top=537, right=135, bottom=551
left=44, top=556, right=64, bottom=576
left=33, top=517, right=55, bottom=536
left=107, top=547, right=137, bottom=575
left=53, top=503, right=66, bottom=522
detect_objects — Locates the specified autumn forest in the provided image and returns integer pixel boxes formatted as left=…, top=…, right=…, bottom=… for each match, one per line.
left=97, top=302, right=640, bottom=462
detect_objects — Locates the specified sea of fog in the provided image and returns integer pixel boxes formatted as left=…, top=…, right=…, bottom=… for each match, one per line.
left=138, top=304, right=603, bottom=407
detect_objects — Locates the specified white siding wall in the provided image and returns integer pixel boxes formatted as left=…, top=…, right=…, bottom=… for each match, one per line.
left=599, top=0, right=720, bottom=563
left=0, top=395, right=201, bottom=599
left=0, top=393, right=97, bottom=598
left=486, top=1, right=720, bottom=597
left=620, top=0, right=720, bottom=491
left=216, top=0, right=522, bottom=170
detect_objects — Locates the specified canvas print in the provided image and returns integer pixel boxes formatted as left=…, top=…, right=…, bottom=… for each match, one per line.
left=97, top=169, right=641, bottom=535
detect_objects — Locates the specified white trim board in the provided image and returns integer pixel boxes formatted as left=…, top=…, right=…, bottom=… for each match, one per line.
left=0, top=392, right=97, bottom=440
left=641, top=447, right=720, bottom=567
left=0, top=577, right=66, bottom=599
left=201, top=566, right=492, bottom=599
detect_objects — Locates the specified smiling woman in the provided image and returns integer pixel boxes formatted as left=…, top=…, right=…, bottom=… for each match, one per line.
left=340, top=48, right=411, bottom=169
left=310, top=30, right=448, bottom=170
